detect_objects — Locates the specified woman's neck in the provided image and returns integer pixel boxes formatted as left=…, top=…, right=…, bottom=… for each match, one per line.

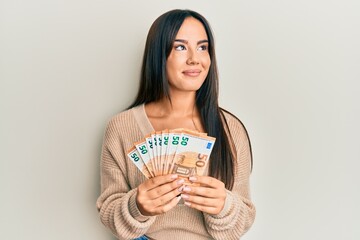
left=144, top=91, right=204, bottom=132
left=154, top=92, right=197, bottom=117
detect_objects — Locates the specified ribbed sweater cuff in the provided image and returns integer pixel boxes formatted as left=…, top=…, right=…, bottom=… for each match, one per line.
left=129, top=191, right=154, bottom=222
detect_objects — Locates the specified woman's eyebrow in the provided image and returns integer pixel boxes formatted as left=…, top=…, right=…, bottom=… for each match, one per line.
left=174, top=39, right=188, bottom=43
left=174, top=39, right=209, bottom=44
left=198, top=40, right=209, bottom=44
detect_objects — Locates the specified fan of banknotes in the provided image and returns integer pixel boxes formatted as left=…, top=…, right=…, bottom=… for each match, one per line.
left=127, top=128, right=216, bottom=183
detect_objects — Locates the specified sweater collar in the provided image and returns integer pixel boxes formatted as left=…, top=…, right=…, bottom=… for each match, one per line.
left=131, top=104, right=155, bottom=136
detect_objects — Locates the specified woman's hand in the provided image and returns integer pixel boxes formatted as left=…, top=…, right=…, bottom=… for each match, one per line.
left=180, top=176, right=227, bottom=215
left=136, top=174, right=184, bottom=216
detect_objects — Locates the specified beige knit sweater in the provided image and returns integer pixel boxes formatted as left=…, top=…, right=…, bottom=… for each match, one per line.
left=96, top=104, right=255, bottom=240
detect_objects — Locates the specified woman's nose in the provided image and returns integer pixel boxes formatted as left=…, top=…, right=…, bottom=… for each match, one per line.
left=186, top=55, right=199, bottom=65
left=186, top=49, right=199, bottom=65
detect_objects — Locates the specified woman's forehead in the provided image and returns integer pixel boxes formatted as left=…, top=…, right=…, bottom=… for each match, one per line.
left=175, top=17, right=208, bottom=41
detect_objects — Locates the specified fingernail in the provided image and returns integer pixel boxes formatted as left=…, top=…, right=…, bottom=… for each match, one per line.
left=184, top=201, right=191, bottom=207
left=177, top=179, right=185, bottom=185
left=171, top=174, right=178, bottom=179
left=189, top=176, right=197, bottom=182
left=178, top=185, right=184, bottom=192
left=183, top=186, right=191, bottom=192
left=181, top=194, right=189, bottom=199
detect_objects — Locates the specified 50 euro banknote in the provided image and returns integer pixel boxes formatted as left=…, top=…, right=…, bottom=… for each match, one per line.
left=127, top=128, right=216, bottom=182
left=169, top=129, right=215, bottom=185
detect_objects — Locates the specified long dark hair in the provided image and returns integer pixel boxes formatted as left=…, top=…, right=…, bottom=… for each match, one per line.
left=129, top=9, right=252, bottom=190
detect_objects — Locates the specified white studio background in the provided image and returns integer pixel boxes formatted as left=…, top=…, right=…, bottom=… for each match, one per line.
left=1, top=0, right=359, bottom=239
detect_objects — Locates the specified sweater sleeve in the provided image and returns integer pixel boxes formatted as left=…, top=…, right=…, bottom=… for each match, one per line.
left=203, top=116, right=256, bottom=240
left=96, top=119, right=156, bottom=239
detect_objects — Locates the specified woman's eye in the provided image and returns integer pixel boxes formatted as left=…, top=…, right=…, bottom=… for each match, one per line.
left=198, top=45, right=208, bottom=51
left=175, top=45, right=186, bottom=51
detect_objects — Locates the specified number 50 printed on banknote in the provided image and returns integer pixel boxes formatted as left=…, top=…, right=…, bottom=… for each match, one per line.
left=127, top=128, right=216, bottom=184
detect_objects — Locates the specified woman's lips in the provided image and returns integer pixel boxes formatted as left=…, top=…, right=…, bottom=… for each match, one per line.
left=183, top=69, right=201, bottom=77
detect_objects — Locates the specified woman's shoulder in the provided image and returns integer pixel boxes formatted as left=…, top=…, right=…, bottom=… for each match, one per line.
left=220, top=108, right=251, bottom=141
left=105, top=105, right=143, bottom=132
left=109, top=105, right=143, bottom=123
left=108, top=108, right=132, bottom=125
left=221, top=108, right=246, bottom=128
left=221, top=108, right=253, bottom=169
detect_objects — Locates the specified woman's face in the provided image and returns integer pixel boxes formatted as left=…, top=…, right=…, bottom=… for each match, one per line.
left=166, top=17, right=211, bottom=94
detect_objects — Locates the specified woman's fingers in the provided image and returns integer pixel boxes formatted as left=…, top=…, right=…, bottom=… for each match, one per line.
left=136, top=174, right=185, bottom=216
left=180, top=176, right=227, bottom=215
left=182, top=176, right=226, bottom=199
left=183, top=200, right=220, bottom=215
left=154, top=195, right=182, bottom=214
left=137, top=184, right=183, bottom=216
left=181, top=193, right=218, bottom=207
left=189, top=175, right=225, bottom=189
left=138, top=174, right=179, bottom=192
left=151, top=183, right=184, bottom=207
left=181, top=191, right=226, bottom=215
left=146, top=178, right=184, bottom=199
left=181, top=184, right=221, bottom=198
left=136, top=175, right=227, bottom=215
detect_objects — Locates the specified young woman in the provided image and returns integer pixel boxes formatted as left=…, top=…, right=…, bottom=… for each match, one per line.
left=96, top=9, right=255, bottom=240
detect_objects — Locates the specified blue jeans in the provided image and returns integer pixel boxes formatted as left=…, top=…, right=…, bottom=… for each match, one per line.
left=133, top=236, right=149, bottom=240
